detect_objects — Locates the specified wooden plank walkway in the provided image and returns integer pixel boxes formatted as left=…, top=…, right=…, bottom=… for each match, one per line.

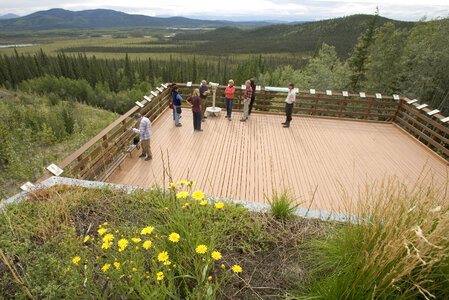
left=108, top=110, right=449, bottom=212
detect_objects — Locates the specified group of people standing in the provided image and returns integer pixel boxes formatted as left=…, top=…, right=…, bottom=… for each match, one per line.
left=131, top=80, right=296, bottom=161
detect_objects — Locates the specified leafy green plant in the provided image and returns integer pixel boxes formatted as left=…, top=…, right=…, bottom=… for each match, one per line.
left=266, top=189, right=300, bottom=221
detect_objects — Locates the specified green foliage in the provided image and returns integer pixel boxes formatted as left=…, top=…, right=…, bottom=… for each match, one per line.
left=0, top=91, right=117, bottom=199
left=266, top=190, right=300, bottom=221
left=300, top=179, right=449, bottom=299
left=0, top=185, right=260, bottom=299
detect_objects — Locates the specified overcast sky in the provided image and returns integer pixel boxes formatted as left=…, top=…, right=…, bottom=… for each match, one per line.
left=1, top=0, right=448, bottom=21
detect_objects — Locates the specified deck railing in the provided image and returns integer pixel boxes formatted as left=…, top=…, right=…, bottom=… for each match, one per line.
left=35, top=82, right=449, bottom=186
left=37, top=84, right=172, bottom=183
left=177, top=83, right=400, bottom=122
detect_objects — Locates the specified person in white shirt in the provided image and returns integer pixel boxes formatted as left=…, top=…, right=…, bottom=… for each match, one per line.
left=283, top=83, right=296, bottom=128
left=133, top=113, right=152, bottom=160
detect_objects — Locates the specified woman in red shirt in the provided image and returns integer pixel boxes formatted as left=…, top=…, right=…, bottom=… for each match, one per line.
left=224, top=79, right=235, bottom=121
left=186, top=89, right=203, bottom=131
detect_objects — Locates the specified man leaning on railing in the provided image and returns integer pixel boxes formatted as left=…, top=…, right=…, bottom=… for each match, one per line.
left=133, top=113, right=152, bottom=161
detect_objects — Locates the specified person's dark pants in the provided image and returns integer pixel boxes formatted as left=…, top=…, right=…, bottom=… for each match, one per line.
left=225, top=98, right=233, bottom=118
left=248, top=97, right=255, bottom=114
left=193, top=111, right=202, bottom=130
left=285, top=103, right=293, bottom=124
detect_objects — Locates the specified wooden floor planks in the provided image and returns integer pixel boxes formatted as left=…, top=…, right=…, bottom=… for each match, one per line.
left=108, top=109, right=449, bottom=212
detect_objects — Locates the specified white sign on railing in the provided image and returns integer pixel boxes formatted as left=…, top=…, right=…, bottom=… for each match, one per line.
left=376, top=93, right=382, bottom=99
left=161, top=84, right=168, bottom=89
left=46, top=163, right=63, bottom=176
left=342, top=91, right=349, bottom=97
left=407, top=99, right=418, bottom=104
left=256, top=85, right=261, bottom=91
left=135, top=101, right=144, bottom=108
left=156, top=87, right=163, bottom=92
left=20, top=181, right=35, bottom=191
left=326, top=90, right=332, bottom=96
left=241, top=85, right=246, bottom=90
left=359, top=92, right=366, bottom=98
left=393, top=94, right=400, bottom=100
left=310, top=89, right=316, bottom=95
left=427, top=109, right=440, bottom=116
left=151, top=91, right=158, bottom=97
left=441, top=117, right=449, bottom=123
left=416, top=104, right=428, bottom=110
left=144, top=96, right=152, bottom=102
left=186, top=82, right=192, bottom=87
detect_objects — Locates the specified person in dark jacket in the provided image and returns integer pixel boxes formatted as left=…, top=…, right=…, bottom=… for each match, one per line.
left=186, top=88, right=203, bottom=131
left=248, top=78, right=256, bottom=115
left=199, top=80, right=210, bottom=121
left=171, top=85, right=182, bottom=127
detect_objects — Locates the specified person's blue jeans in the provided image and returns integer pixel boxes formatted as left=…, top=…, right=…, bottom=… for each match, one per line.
left=193, top=111, right=202, bottom=130
left=173, top=105, right=181, bottom=125
left=225, top=98, right=233, bottom=118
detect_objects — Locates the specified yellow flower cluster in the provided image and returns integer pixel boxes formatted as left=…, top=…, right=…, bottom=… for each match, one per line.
left=157, top=251, right=169, bottom=262
left=141, top=226, right=154, bottom=235
left=195, top=245, right=208, bottom=254
left=157, top=271, right=164, bottom=280
left=215, top=202, right=224, bottom=209
left=192, top=190, right=205, bottom=200
left=176, top=191, right=189, bottom=199
left=83, top=235, right=90, bottom=243
left=118, top=239, right=129, bottom=252
left=143, top=240, right=152, bottom=250
left=232, top=265, right=242, bottom=273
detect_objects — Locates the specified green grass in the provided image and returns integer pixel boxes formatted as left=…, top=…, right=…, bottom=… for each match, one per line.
left=266, top=189, right=300, bottom=222
left=296, top=178, right=449, bottom=299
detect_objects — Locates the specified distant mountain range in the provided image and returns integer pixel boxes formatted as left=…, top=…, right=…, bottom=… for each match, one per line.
left=0, top=8, right=275, bottom=30
left=0, top=13, right=19, bottom=20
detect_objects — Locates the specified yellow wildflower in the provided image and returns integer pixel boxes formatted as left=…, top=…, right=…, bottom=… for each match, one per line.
left=168, top=232, right=180, bottom=243
left=118, top=239, right=129, bottom=252
left=102, top=241, right=112, bottom=249
left=215, top=202, right=224, bottom=209
left=177, top=180, right=187, bottom=185
left=146, top=275, right=150, bottom=279
left=131, top=238, right=142, bottom=243
left=136, top=246, right=139, bottom=250
left=72, top=256, right=81, bottom=266
left=165, top=207, right=169, bottom=211
left=163, top=260, right=171, bottom=266
left=120, top=274, right=125, bottom=279
left=195, top=245, right=208, bottom=254
left=103, top=234, right=114, bottom=242
left=114, top=262, right=120, bottom=269
left=83, top=235, right=90, bottom=243
left=98, top=228, right=107, bottom=236
left=157, top=271, right=164, bottom=281
left=200, top=200, right=208, bottom=206
left=168, top=182, right=176, bottom=189
left=157, top=251, right=169, bottom=262
left=211, top=251, right=222, bottom=260
left=115, top=229, right=119, bottom=233
left=176, top=191, right=189, bottom=199
left=192, top=190, right=205, bottom=200
left=103, top=222, right=109, bottom=226
left=102, top=264, right=111, bottom=272
left=143, top=240, right=152, bottom=250
left=132, top=267, right=137, bottom=272
left=232, top=265, right=242, bottom=273
left=173, top=264, right=177, bottom=268
left=141, top=226, right=154, bottom=235
left=221, top=264, right=225, bottom=269
left=187, top=181, right=195, bottom=186
left=208, top=276, right=212, bottom=281
left=183, top=202, right=189, bottom=208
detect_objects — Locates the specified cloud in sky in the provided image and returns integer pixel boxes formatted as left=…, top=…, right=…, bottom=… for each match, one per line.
left=1, top=0, right=448, bottom=21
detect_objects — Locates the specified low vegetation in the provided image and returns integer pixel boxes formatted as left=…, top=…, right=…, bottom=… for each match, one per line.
left=1, top=178, right=447, bottom=299
left=0, top=182, right=325, bottom=299
left=0, top=90, right=117, bottom=199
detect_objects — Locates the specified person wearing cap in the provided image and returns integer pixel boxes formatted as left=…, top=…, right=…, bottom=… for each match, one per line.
left=282, top=83, right=296, bottom=128
left=171, top=85, right=183, bottom=127
left=133, top=113, right=152, bottom=160
left=224, top=79, right=235, bottom=120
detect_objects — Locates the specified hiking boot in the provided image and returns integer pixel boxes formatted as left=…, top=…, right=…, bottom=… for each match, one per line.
left=145, top=156, right=152, bottom=161
left=176, top=123, right=182, bottom=127
left=139, top=154, right=146, bottom=158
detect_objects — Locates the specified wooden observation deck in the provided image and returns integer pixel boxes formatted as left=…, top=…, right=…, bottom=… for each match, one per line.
left=37, top=83, right=449, bottom=212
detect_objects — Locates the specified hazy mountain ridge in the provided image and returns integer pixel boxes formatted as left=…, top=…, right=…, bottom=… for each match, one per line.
left=0, top=8, right=272, bottom=30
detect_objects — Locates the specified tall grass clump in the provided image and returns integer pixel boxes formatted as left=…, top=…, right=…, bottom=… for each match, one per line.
left=266, top=189, right=300, bottom=222
left=301, top=178, right=449, bottom=299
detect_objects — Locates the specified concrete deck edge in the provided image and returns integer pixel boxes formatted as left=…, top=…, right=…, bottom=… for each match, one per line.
left=2, top=176, right=356, bottom=223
